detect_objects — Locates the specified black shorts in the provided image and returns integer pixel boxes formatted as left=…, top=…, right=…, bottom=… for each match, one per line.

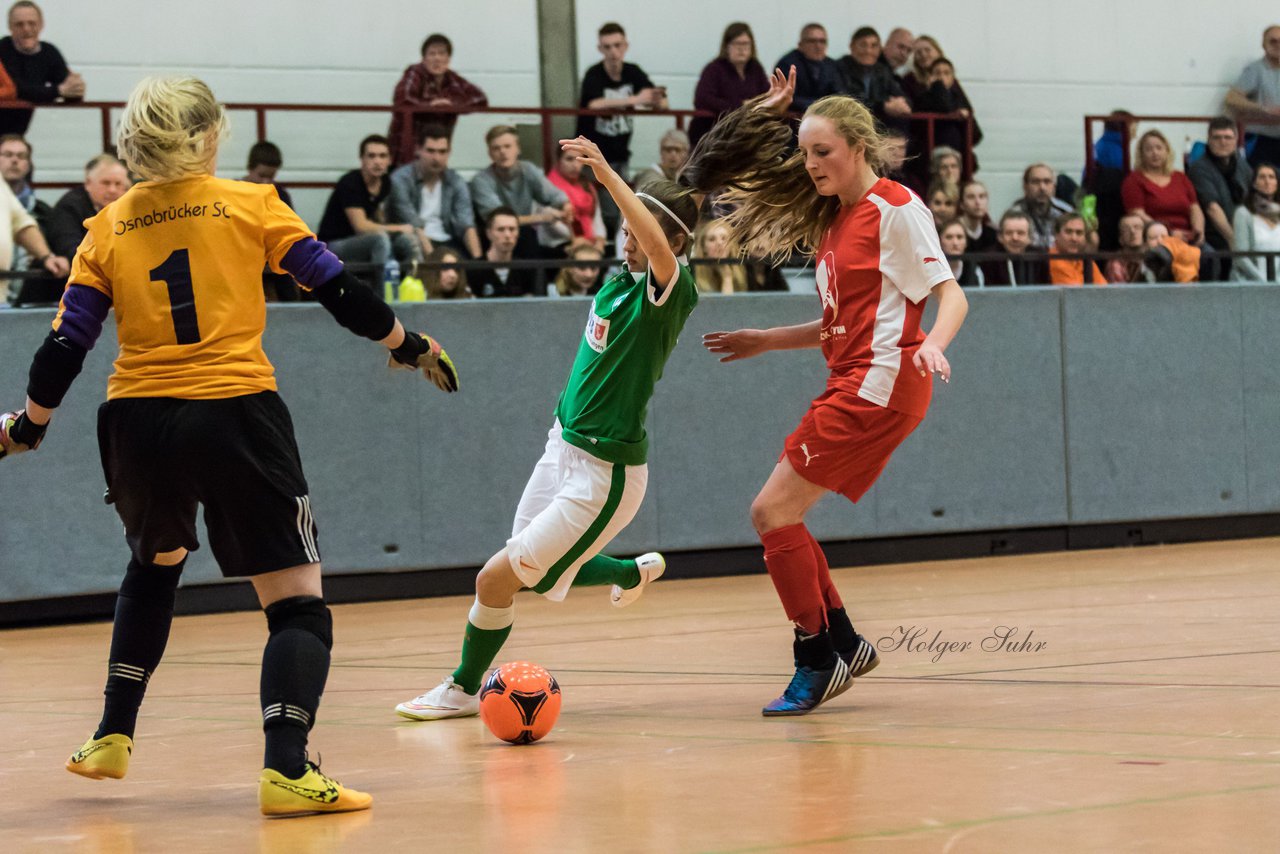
left=97, top=391, right=320, bottom=577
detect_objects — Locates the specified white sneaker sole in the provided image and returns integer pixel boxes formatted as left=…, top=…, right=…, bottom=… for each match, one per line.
left=394, top=702, right=478, bottom=721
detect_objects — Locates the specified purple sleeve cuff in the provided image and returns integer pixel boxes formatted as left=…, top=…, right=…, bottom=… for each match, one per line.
left=57, top=284, right=112, bottom=350
left=280, top=237, right=344, bottom=288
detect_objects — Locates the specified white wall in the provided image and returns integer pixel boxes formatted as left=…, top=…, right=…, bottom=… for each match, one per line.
left=23, top=0, right=1280, bottom=226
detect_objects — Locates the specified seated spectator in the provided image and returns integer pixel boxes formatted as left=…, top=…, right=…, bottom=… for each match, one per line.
left=1144, top=221, right=1200, bottom=283
left=242, top=140, right=293, bottom=208
left=633, top=128, right=690, bottom=193
left=48, top=153, right=128, bottom=258
left=1188, top=116, right=1251, bottom=279
left=881, top=126, right=923, bottom=195
left=469, top=125, right=572, bottom=256
left=1048, top=212, right=1105, bottom=285
left=1231, top=162, right=1280, bottom=281
left=1224, top=26, right=1280, bottom=168
left=938, top=217, right=983, bottom=286
left=0, top=1, right=82, bottom=136
left=577, top=22, right=666, bottom=176
left=546, top=145, right=606, bottom=252
left=316, top=134, right=420, bottom=273
left=775, top=23, right=842, bottom=112
left=1121, top=129, right=1204, bottom=244
left=881, top=27, right=914, bottom=73
left=925, top=180, right=958, bottom=228
left=388, top=124, right=481, bottom=260
left=553, top=242, right=605, bottom=297
left=0, top=177, right=66, bottom=297
left=836, top=27, right=911, bottom=131
left=958, top=179, right=998, bottom=251
left=0, top=133, right=51, bottom=265
left=389, top=33, right=488, bottom=164
left=898, top=34, right=944, bottom=102
left=1009, top=163, right=1075, bottom=249
left=421, top=246, right=472, bottom=299
left=930, top=145, right=962, bottom=188
left=694, top=218, right=748, bottom=293
left=471, top=207, right=538, bottom=298
left=912, top=58, right=982, bottom=166
left=689, top=22, right=769, bottom=148
left=1085, top=110, right=1136, bottom=251
left=983, top=211, right=1049, bottom=286
left=1105, top=213, right=1148, bottom=283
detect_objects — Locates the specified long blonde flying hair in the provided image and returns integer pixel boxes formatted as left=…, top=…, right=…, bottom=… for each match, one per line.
left=116, top=76, right=228, bottom=182
left=679, top=94, right=891, bottom=258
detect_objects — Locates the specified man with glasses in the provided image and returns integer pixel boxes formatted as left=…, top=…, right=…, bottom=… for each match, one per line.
left=775, top=23, right=841, bottom=112
left=1226, top=26, right=1280, bottom=168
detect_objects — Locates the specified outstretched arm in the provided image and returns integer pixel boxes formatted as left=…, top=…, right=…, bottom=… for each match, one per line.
left=703, top=319, right=822, bottom=362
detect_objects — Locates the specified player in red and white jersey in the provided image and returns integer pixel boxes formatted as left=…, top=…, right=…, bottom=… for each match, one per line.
left=684, top=68, right=969, bottom=715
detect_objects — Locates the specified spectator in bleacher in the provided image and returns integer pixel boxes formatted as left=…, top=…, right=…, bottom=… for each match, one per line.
left=553, top=242, right=604, bottom=297
left=930, top=146, right=962, bottom=188
left=0, top=1, right=82, bottom=136
left=1105, top=213, right=1148, bottom=284
left=1048, top=212, right=1104, bottom=286
left=421, top=247, right=472, bottom=299
left=389, top=33, right=488, bottom=165
left=881, top=27, right=914, bottom=73
left=958, top=179, right=998, bottom=251
left=470, top=206, right=538, bottom=298
left=926, top=180, right=958, bottom=228
left=470, top=125, right=571, bottom=237
left=1225, top=26, right=1280, bottom=169
left=835, top=27, right=911, bottom=130
left=0, top=133, right=50, bottom=263
left=546, top=145, right=606, bottom=252
left=388, top=124, right=481, bottom=260
left=0, top=173, right=65, bottom=284
left=1231, top=162, right=1280, bottom=281
left=316, top=134, right=420, bottom=271
left=939, top=218, right=983, bottom=286
left=1009, top=163, right=1075, bottom=249
left=1188, top=117, right=1251, bottom=276
left=693, top=218, right=748, bottom=294
left=912, top=58, right=982, bottom=164
left=775, top=23, right=842, bottom=112
left=241, top=140, right=293, bottom=209
left=689, top=22, right=769, bottom=148
left=898, top=34, right=944, bottom=102
left=1085, top=110, right=1135, bottom=251
left=577, top=22, right=666, bottom=176
left=983, top=210, right=1049, bottom=286
left=47, top=153, right=127, bottom=259
left=633, top=128, right=689, bottom=193
left=1121, top=129, right=1204, bottom=246
left=1144, top=220, right=1200, bottom=283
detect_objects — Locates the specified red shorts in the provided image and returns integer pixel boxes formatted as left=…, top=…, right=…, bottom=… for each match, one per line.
left=782, top=386, right=923, bottom=503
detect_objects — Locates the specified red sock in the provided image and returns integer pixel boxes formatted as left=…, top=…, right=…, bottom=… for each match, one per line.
left=760, top=523, right=825, bottom=634
left=806, top=530, right=843, bottom=611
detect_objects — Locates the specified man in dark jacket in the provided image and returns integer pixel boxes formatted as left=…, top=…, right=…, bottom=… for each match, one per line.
left=0, top=1, right=83, bottom=135
left=835, top=27, right=911, bottom=130
left=48, top=153, right=128, bottom=259
left=1188, top=116, right=1252, bottom=279
left=774, top=23, right=842, bottom=112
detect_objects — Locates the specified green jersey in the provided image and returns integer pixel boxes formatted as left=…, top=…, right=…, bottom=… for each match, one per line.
left=555, top=262, right=698, bottom=465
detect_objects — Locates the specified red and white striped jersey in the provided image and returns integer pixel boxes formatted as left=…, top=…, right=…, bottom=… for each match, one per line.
left=814, top=178, right=952, bottom=418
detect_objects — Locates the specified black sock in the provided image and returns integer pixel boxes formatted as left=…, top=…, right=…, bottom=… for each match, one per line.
left=826, top=607, right=856, bottom=654
left=793, top=627, right=837, bottom=670
left=261, top=596, right=332, bottom=778
left=95, top=557, right=184, bottom=740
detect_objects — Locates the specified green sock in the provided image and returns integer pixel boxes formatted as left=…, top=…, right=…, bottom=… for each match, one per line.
left=450, top=602, right=514, bottom=694
left=573, top=554, right=640, bottom=589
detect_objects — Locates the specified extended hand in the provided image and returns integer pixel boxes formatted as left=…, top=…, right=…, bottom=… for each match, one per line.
left=912, top=342, right=951, bottom=383
left=558, top=136, right=610, bottom=177
left=703, top=329, right=769, bottom=362
left=388, top=332, right=459, bottom=392
left=757, top=66, right=797, bottom=115
left=0, top=409, right=48, bottom=460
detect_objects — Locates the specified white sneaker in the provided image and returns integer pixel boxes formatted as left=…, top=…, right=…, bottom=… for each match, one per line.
left=395, top=676, right=479, bottom=720
left=610, top=552, right=665, bottom=608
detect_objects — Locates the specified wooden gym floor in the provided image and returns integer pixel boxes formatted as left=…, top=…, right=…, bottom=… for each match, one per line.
left=1, top=537, right=1278, bottom=853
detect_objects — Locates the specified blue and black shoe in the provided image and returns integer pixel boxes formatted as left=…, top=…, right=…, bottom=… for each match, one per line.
left=840, top=633, right=880, bottom=678
left=762, top=628, right=853, bottom=717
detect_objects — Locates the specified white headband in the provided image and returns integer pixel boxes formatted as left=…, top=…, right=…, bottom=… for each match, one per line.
left=636, top=192, right=694, bottom=238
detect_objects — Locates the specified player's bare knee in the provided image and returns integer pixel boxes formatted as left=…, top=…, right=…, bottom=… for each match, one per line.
left=476, top=559, right=522, bottom=606
left=150, top=547, right=188, bottom=566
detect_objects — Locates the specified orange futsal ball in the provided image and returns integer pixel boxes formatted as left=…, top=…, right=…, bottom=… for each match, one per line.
left=479, top=661, right=563, bottom=745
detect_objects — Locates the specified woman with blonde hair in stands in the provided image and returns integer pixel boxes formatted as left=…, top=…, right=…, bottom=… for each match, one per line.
left=680, top=70, right=968, bottom=716
left=0, top=75, right=460, bottom=816
left=898, top=34, right=944, bottom=101
left=694, top=218, right=749, bottom=293
left=925, top=179, right=959, bottom=228
left=553, top=242, right=605, bottom=296
left=1121, top=129, right=1205, bottom=245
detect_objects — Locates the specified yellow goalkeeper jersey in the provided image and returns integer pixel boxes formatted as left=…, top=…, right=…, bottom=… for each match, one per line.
left=56, top=174, right=313, bottom=400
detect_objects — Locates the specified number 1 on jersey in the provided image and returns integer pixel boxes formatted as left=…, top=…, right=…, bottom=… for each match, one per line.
left=150, top=248, right=201, bottom=344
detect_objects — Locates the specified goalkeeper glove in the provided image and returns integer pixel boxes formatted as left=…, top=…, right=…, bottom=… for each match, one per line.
left=0, top=409, right=48, bottom=460
left=388, top=331, right=459, bottom=393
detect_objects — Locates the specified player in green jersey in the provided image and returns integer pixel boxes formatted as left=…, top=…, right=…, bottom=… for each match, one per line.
left=396, top=136, right=700, bottom=721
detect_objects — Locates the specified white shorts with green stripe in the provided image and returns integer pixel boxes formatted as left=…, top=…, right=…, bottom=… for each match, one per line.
left=506, top=422, right=648, bottom=601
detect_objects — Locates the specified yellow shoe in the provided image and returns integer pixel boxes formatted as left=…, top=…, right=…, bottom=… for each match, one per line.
left=66, top=733, right=133, bottom=780
left=258, top=762, right=372, bottom=817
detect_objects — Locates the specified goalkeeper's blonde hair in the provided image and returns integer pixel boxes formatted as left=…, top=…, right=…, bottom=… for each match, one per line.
left=116, top=76, right=227, bottom=182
